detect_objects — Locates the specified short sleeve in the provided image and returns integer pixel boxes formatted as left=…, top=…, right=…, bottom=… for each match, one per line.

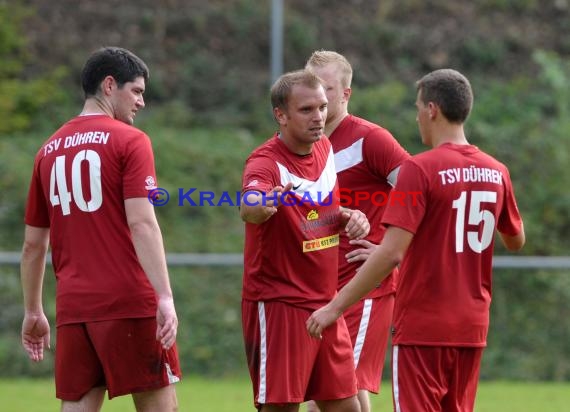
left=381, top=159, right=427, bottom=234
left=363, top=127, right=409, bottom=180
left=24, top=159, right=50, bottom=227
left=122, top=133, right=158, bottom=199
left=242, top=154, right=279, bottom=194
left=497, top=169, right=523, bottom=236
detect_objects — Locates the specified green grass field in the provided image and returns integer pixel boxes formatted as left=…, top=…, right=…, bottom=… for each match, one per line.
left=1, top=376, right=569, bottom=411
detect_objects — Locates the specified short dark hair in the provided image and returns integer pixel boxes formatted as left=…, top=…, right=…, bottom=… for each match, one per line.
left=81, top=47, right=149, bottom=98
left=416, top=69, right=473, bottom=123
left=270, top=69, right=323, bottom=111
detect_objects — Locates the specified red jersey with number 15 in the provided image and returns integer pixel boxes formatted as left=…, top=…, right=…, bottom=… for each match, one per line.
left=382, top=143, right=523, bottom=347
left=25, top=115, right=158, bottom=326
left=241, top=134, right=341, bottom=310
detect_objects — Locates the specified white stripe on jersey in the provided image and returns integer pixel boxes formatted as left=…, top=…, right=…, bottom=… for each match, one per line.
left=276, top=147, right=337, bottom=198
left=334, top=138, right=364, bottom=173
left=258, top=302, right=268, bottom=404
left=353, top=298, right=373, bottom=368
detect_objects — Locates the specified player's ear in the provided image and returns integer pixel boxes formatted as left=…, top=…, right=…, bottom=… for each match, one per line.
left=343, top=87, right=352, bottom=102
left=100, top=75, right=117, bottom=96
left=273, top=106, right=287, bottom=125
left=428, top=102, right=438, bottom=119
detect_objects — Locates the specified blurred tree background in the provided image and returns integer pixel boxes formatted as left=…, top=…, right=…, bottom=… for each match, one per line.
left=1, top=0, right=569, bottom=380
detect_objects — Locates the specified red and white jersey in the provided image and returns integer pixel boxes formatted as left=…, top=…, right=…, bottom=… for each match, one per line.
left=382, top=143, right=523, bottom=347
left=241, top=134, right=341, bottom=310
left=331, top=115, right=409, bottom=297
left=25, top=115, right=158, bottom=326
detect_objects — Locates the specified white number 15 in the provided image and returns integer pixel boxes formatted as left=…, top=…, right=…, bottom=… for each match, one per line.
left=452, top=190, right=496, bottom=253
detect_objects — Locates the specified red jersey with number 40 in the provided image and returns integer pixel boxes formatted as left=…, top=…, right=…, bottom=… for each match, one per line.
left=382, top=143, right=523, bottom=347
left=25, top=115, right=158, bottom=326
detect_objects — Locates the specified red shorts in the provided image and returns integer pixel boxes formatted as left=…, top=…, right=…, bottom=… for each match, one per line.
left=344, top=294, right=394, bottom=393
left=242, top=300, right=357, bottom=408
left=55, top=318, right=181, bottom=401
left=392, top=345, right=483, bottom=412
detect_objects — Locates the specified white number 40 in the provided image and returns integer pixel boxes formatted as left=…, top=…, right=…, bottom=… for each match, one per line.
left=452, top=190, right=497, bottom=253
left=49, top=150, right=103, bottom=216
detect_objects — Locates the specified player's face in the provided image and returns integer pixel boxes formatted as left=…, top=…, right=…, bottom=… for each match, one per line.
left=275, top=84, right=328, bottom=153
left=111, top=76, right=146, bottom=125
left=309, top=64, right=348, bottom=126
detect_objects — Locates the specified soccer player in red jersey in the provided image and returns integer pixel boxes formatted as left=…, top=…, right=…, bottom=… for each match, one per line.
left=307, top=69, right=525, bottom=412
left=21, top=47, right=180, bottom=411
left=305, top=50, right=410, bottom=412
left=240, top=69, right=370, bottom=412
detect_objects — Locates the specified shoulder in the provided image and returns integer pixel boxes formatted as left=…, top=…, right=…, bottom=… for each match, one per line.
left=111, top=119, right=149, bottom=141
left=244, top=136, right=283, bottom=175
left=247, top=136, right=278, bottom=162
left=403, top=150, right=440, bottom=175
left=475, top=147, right=509, bottom=169
left=347, top=116, right=400, bottom=152
left=347, top=115, right=391, bottom=137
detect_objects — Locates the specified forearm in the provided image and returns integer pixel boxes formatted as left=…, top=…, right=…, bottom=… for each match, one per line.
left=329, top=226, right=412, bottom=314
left=130, top=220, right=173, bottom=299
left=240, top=192, right=274, bottom=224
left=20, top=227, right=49, bottom=313
left=329, top=244, right=400, bottom=315
left=500, top=222, right=525, bottom=251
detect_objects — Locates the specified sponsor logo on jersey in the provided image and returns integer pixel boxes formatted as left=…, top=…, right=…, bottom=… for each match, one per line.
left=145, top=176, right=157, bottom=190
left=245, top=179, right=259, bottom=188
left=307, top=210, right=319, bottom=220
left=302, top=234, right=339, bottom=252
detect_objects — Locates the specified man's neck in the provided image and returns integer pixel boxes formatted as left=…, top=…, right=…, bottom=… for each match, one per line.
left=325, top=112, right=349, bottom=137
left=80, top=97, right=112, bottom=117
left=432, top=124, right=469, bottom=147
left=277, top=132, right=314, bottom=156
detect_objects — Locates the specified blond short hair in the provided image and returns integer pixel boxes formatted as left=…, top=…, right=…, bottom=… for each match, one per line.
left=306, top=50, right=353, bottom=88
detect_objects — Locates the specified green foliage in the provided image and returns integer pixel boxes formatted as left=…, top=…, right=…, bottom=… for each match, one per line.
left=485, top=270, right=570, bottom=380
left=0, top=3, right=27, bottom=77
left=172, top=267, right=245, bottom=376
left=469, top=56, right=570, bottom=255
left=475, top=0, right=539, bottom=13
left=137, top=125, right=260, bottom=253
left=349, top=81, right=424, bottom=154
left=0, top=2, right=71, bottom=134
left=0, top=134, right=44, bottom=249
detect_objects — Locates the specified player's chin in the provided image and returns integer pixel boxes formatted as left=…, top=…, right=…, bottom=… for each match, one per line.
left=118, top=114, right=135, bottom=125
left=308, top=130, right=323, bottom=140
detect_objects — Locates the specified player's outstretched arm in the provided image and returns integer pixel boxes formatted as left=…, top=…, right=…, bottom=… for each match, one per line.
left=307, top=226, right=412, bottom=338
left=240, top=182, right=293, bottom=224
left=20, top=225, right=51, bottom=361
left=125, top=197, right=177, bottom=350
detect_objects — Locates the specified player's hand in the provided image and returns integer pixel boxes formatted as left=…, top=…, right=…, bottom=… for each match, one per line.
left=263, top=182, right=294, bottom=216
left=340, top=208, right=370, bottom=240
left=306, top=304, right=342, bottom=339
left=156, top=297, right=178, bottom=350
left=346, top=239, right=378, bottom=263
left=241, top=182, right=293, bottom=224
left=22, top=312, right=50, bottom=362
